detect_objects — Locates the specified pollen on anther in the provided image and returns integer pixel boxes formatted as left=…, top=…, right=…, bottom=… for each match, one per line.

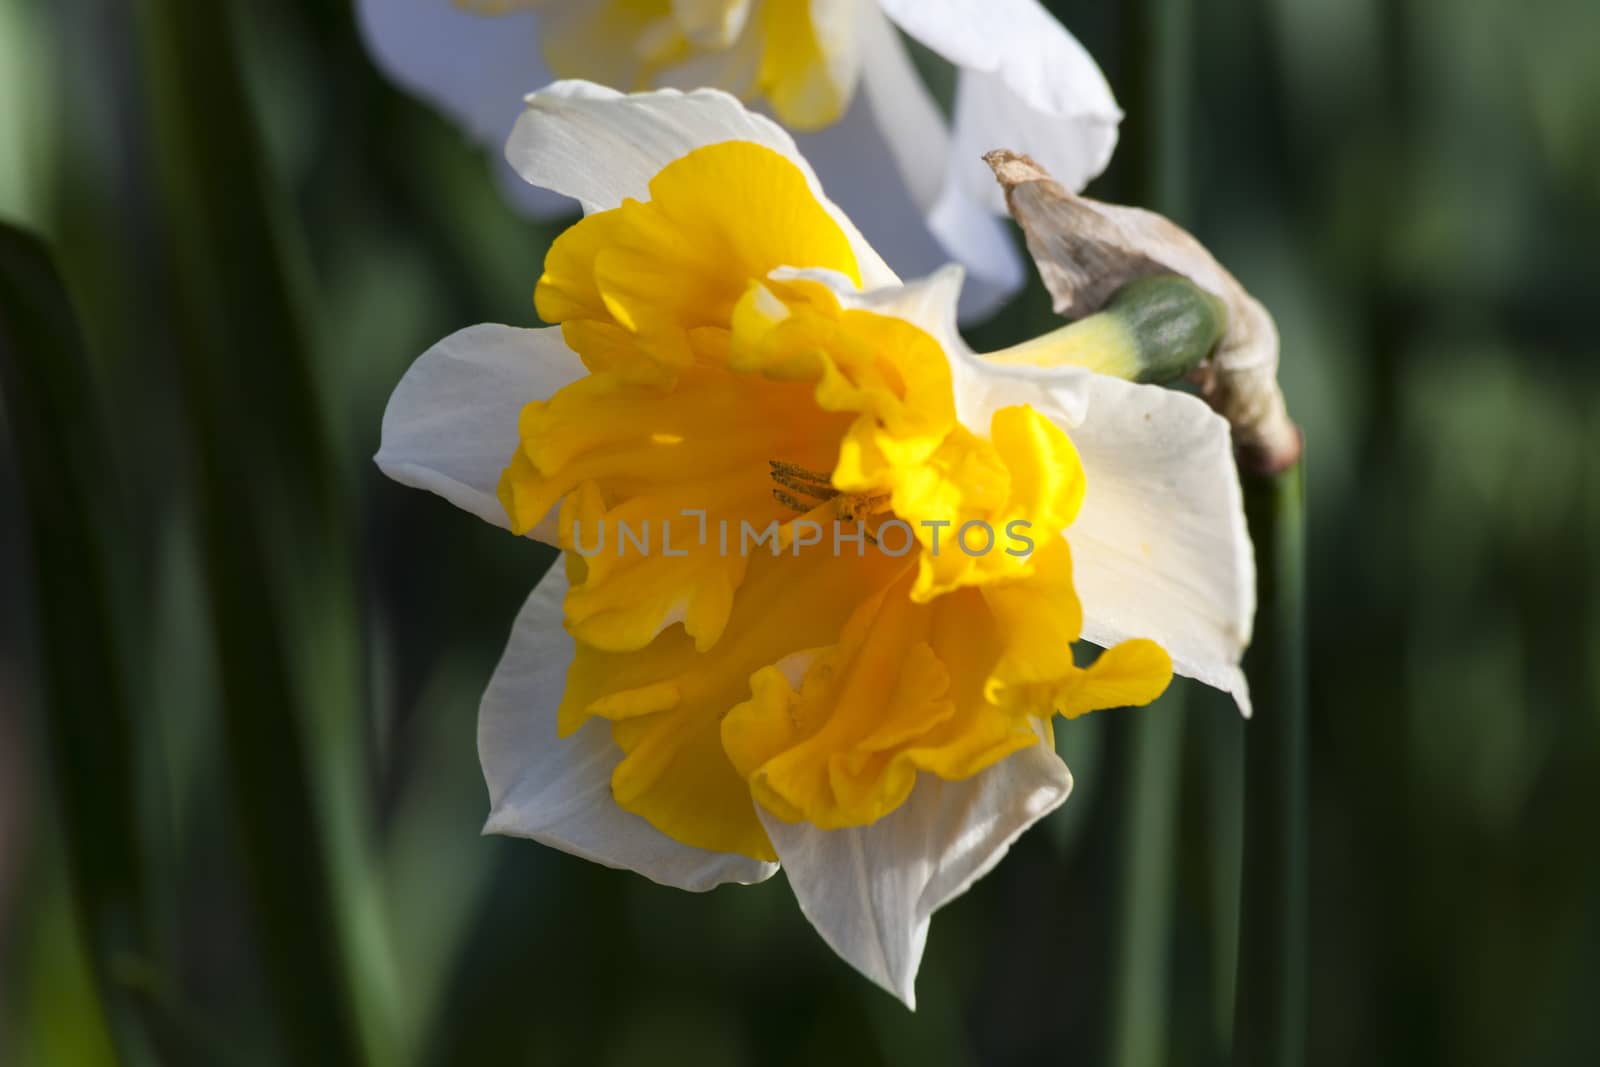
left=770, top=459, right=838, bottom=514
left=772, top=488, right=814, bottom=513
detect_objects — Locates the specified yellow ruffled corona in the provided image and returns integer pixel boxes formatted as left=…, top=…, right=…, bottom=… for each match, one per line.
left=496, top=141, right=1172, bottom=860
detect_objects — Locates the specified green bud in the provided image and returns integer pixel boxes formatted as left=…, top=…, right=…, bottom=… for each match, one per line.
left=983, top=274, right=1229, bottom=385
left=1105, top=274, right=1229, bottom=383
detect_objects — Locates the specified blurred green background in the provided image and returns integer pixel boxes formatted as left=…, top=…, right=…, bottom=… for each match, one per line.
left=2, top=0, right=1597, bottom=1064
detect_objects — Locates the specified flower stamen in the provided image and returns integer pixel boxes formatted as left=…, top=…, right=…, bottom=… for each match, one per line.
left=769, top=459, right=838, bottom=500
left=770, top=459, right=837, bottom=514
left=768, top=459, right=891, bottom=525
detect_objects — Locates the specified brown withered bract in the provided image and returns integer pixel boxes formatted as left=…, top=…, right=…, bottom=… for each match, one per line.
left=985, top=150, right=1301, bottom=474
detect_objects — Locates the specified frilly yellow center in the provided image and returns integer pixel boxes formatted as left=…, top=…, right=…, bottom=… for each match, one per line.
left=499, top=141, right=1172, bottom=860
left=458, top=0, right=859, bottom=130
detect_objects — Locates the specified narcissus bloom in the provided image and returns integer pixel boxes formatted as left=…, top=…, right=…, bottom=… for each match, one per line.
left=377, top=83, right=1253, bottom=1005
left=357, top=0, right=1121, bottom=319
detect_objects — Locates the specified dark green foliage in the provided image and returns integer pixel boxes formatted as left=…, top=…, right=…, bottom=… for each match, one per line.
left=1, top=0, right=1597, bottom=1064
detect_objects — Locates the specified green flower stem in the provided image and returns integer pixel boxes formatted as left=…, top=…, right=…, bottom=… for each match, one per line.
left=1111, top=688, right=1186, bottom=1067
left=0, top=225, right=160, bottom=1066
left=1208, top=710, right=1245, bottom=1052
left=1232, top=460, right=1309, bottom=1067
left=134, top=1, right=397, bottom=1063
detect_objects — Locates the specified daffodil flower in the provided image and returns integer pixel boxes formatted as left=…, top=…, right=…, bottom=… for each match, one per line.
left=376, top=82, right=1253, bottom=1005
left=356, top=0, right=1121, bottom=320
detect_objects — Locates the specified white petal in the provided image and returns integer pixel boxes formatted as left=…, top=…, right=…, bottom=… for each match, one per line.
left=923, top=175, right=1026, bottom=322
left=354, top=0, right=573, bottom=219
left=481, top=566, right=779, bottom=891
left=505, top=81, right=897, bottom=287
left=761, top=739, right=1071, bottom=1007
left=1064, top=376, right=1257, bottom=715
left=946, top=67, right=1119, bottom=214
left=790, top=6, right=1022, bottom=322
left=765, top=265, right=1254, bottom=712
left=493, top=156, right=576, bottom=220
left=847, top=5, right=946, bottom=209
left=876, top=0, right=1120, bottom=212
left=375, top=323, right=584, bottom=534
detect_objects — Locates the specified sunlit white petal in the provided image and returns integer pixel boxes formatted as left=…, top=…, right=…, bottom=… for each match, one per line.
left=761, top=735, right=1071, bottom=1006
left=481, top=566, right=780, bottom=891
left=1064, top=376, right=1256, bottom=715
left=946, top=67, right=1119, bottom=214
left=877, top=0, right=1120, bottom=211
left=376, top=323, right=584, bottom=534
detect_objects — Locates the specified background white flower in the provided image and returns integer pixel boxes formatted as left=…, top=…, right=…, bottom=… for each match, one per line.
left=355, top=0, right=1122, bottom=322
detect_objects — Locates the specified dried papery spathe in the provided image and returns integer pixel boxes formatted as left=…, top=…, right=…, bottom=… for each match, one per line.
left=985, top=150, right=1300, bottom=474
